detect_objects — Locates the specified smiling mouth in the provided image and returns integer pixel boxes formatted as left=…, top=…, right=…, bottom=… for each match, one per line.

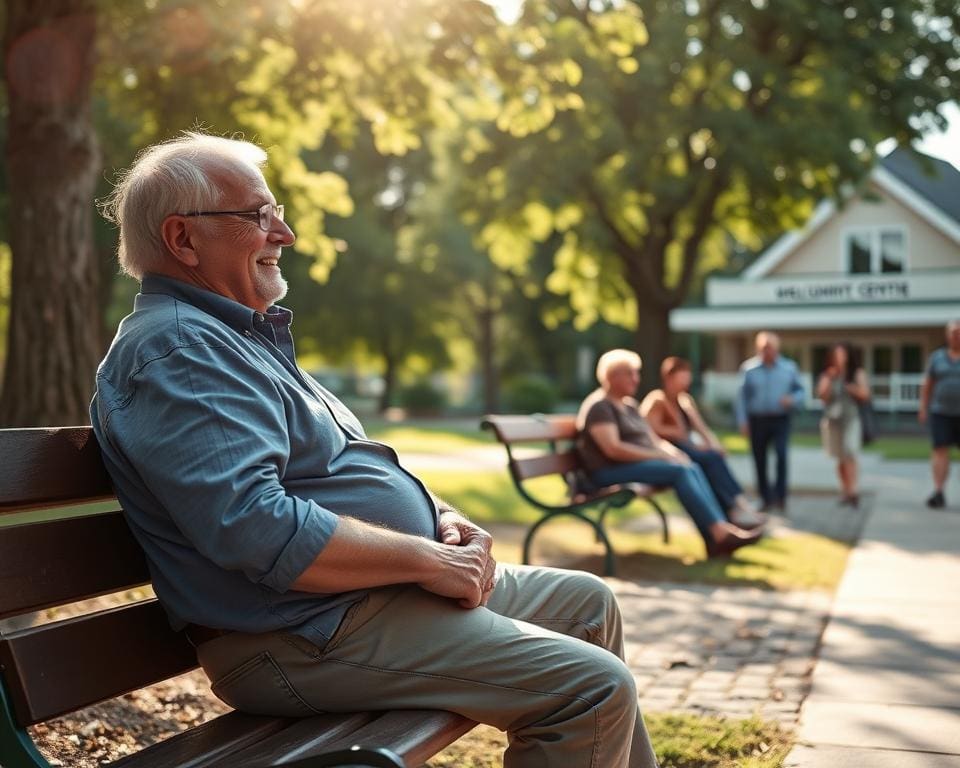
left=257, top=257, right=280, bottom=266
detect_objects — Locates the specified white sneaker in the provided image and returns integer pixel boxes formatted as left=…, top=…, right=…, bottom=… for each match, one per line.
left=729, top=507, right=768, bottom=528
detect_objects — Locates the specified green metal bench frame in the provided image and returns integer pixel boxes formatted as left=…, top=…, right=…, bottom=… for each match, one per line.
left=481, top=414, right=669, bottom=576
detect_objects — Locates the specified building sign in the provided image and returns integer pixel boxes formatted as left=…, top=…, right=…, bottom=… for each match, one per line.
left=707, top=272, right=959, bottom=307
left=774, top=280, right=909, bottom=303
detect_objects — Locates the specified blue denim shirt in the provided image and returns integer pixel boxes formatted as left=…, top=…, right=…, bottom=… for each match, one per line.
left=90, top=274, right=440, bottom=647
left=735, top=355, right=806, bottom=427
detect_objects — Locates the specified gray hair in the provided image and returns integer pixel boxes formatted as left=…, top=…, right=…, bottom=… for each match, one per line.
left=596, top=348, right=642, bottom=386
left=100, top=132, right=268, bottom=279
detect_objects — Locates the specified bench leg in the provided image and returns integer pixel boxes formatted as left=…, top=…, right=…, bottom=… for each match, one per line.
left=523, top=509, right=617, bottom=577
left=0, top=677, right=50, bottom=768
left=643, top=496, right=670, bottom=544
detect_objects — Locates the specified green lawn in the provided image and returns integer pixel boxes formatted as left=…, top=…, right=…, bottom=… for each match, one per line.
left=715, top=429, right=941, bottom=461
left=426, top=714, right=793, bottom=767
left=366, top=418, right=940, bottom=462
left=418, top=469, right=851, bottom=592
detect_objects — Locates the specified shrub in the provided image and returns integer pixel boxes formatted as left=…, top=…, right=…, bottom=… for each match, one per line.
left=399, top=380, right=448, bottom=415
left=503, top=374, right=560, bottom=414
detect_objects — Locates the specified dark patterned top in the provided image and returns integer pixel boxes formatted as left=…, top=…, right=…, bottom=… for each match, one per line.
left=575, top=388, right=658, bottom=472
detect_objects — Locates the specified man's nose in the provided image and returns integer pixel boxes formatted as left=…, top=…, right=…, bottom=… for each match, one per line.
left=270, top=218, right=296, bottom=246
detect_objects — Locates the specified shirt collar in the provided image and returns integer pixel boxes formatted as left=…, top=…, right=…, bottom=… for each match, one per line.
left=139, top=273, right=292, bottom=332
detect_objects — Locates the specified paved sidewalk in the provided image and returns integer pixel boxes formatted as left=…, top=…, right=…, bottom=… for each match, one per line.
left=785, top=456, right=960, bottom=767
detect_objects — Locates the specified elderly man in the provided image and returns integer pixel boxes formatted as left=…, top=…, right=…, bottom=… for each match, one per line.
left=735, top=331, right=806, bottom=512
left=91, top=133, right=658, bottom=768
left=919, top=320, right=960, bottom=509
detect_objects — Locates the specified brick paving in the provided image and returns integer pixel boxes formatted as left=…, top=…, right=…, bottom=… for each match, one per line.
left=612, top=493, right=871, bottom=726
left=614, top=579, right=832, bottom=724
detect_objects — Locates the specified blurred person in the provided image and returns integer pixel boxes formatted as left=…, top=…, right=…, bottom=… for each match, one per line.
left=735, top=332, right=806, bottom=513
left=90, top=132, right=659, bottom=768
left=641, top=357, right=765, bottom=527
left=576, top=350, right=764, bottom=559
left=918, top=320, right=960, bottom=509
left=816, top=344, right=871, bottom=508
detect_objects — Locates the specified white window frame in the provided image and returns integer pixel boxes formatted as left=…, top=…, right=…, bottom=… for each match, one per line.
left=840, top=225, right=909, bottom=275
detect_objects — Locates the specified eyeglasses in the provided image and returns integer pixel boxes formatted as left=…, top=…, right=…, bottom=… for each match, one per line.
left=181, top=202, right=284, bottom=232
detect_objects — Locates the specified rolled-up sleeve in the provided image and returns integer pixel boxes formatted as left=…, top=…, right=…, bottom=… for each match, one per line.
left=106, top=339, right=338, bottom=593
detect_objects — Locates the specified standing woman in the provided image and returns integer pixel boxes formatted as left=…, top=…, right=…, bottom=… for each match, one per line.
left=817, top=344, right=871, bottom=507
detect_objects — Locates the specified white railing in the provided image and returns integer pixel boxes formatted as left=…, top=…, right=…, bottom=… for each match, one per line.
left=699, top=372, right=923, bottom=412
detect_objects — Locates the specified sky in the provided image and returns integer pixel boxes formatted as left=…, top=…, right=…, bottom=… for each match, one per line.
left=484, top=0, right=960, bottom=171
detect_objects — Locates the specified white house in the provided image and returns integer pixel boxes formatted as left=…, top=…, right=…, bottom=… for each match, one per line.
left=670, top=148, right=960, bottom=412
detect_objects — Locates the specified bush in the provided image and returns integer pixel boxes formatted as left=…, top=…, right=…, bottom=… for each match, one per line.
left=503, top=374, right=560, bottom=414
left=398, top=380, right=448, bottom=415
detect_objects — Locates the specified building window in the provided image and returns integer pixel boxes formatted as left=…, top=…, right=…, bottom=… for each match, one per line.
left=844, top=228, right=906, bottom=274
left=901, top=344, right=923, bottom=374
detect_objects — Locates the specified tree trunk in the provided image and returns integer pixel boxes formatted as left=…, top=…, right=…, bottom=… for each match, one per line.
left=379, top=351, right=396, bottom=414
left=0, top=0, right=101, bottom=427
left=478, top=305, right=498, bottom=413
left=633, top=297, right=673, bottom=396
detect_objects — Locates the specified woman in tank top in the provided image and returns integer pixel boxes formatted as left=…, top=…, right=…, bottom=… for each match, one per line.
left=640, top=357, right=765, bottom=527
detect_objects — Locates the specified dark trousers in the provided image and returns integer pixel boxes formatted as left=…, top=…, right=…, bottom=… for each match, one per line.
left=673, top=440, right=744, bottom=513
left=748, top=414, right=791, bottom=506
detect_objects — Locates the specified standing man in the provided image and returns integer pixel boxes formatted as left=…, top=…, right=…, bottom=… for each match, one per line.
left=736, top=331, right=806, bottom=512
left=91, top=132, right=658, bottom=768
left=918, top=320, right=960, bottom=509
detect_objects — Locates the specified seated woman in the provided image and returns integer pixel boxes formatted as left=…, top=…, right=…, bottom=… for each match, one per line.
left=640, top=356, right=765, bottom=528
left=576, top=349, right=763, bottom=558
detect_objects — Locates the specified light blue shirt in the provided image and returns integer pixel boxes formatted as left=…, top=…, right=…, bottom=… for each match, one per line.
left=90, top=274, right=440, bottom=648
left=735, top=355, right=806, bottom=426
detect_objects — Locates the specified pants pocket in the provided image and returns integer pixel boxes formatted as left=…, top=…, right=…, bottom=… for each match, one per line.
left=210, top=651, right=324, bottom=717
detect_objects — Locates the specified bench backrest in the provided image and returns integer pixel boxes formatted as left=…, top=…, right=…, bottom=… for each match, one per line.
left=480, top=414, right=580, bottom=481
left=0, top=428, right=197, bottom=727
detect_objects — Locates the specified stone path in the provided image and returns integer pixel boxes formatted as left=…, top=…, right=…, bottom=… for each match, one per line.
left=615, top=579, right=831, bottom=725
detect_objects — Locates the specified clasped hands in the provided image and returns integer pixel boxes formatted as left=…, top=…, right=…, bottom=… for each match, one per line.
left=420, top=509, right=498, bottom=610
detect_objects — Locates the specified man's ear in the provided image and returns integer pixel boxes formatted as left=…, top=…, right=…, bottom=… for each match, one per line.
left=160, top=215, right=200, bottom=267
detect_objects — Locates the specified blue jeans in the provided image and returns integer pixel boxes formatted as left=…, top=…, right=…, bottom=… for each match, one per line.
left=673, top=441, right=743, bottom=513
left=748, top=414, right=791, bottom=505
left=590, top=461, right=726, bottom=545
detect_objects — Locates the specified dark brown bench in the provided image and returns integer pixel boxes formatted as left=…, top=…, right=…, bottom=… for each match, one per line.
left=481, top=414, right=670, bottom=576
left=0, top=427, right=474, bottom=768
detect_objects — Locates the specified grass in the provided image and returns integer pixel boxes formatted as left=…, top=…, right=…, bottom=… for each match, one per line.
left=424, top=713, right=793, bottom=767
left=715, top=429, right=945, bottom=461
left=366, top=418, right=942, bottom=462
left=417, top=469, right=852, bottom=592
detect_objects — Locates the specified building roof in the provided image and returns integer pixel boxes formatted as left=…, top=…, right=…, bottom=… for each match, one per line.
left=743, top=147, right=960, bottom=280
left=880, top=147, right=960, bottom=224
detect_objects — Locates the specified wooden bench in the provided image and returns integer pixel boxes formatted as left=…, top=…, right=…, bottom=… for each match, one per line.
left=0, top=427, right=474, bottom=768
left=481, top=414, right=670, bottom=577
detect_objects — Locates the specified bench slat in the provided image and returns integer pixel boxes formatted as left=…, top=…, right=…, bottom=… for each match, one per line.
left=481, top=415, right=576, bottom=443
left=511, top=451, right=579, bottom=481
left=216, top=710, right=474, bottom=768
left=0, top=427, right=113, bottom=509
left=0, top=600, right=196, bottom=725
left=204, top=712, right=378, bottom=768
left=111, top=711, right=291, bottom=768
left=0, top=511, right=149, bottom=620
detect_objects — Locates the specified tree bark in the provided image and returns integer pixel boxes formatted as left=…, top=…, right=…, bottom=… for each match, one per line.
left=633, top=297, right=672, bottom=397
left=1, top=0, right=101, bottom=426
left=478, top=305, right=498, bottom=413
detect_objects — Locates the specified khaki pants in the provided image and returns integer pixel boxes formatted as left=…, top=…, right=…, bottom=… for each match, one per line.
left=196, top=564, right=658, bottom=768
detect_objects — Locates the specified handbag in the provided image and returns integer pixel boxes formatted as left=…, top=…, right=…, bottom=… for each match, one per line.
left=858, top=399, right=877, bottom=446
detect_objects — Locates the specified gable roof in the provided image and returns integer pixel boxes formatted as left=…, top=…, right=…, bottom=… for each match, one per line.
left=743, top=147, right=960, bottom=280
